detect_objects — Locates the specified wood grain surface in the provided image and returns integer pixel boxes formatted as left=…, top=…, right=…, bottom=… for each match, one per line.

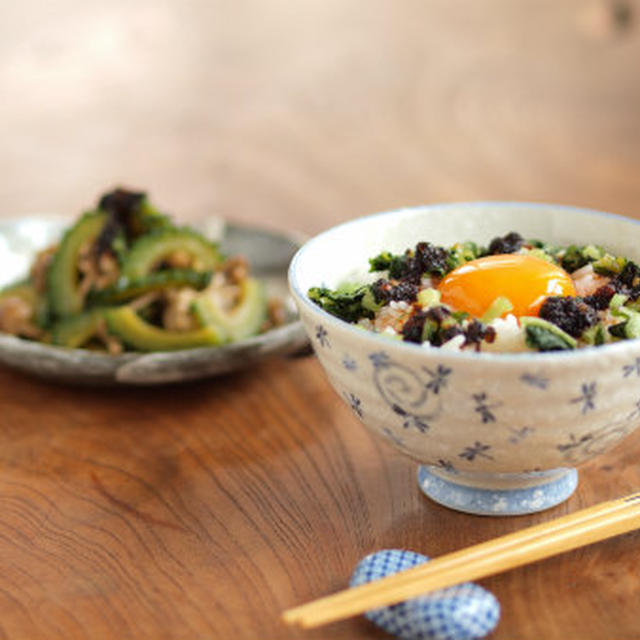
left=1, top=1, right=640, bottom=638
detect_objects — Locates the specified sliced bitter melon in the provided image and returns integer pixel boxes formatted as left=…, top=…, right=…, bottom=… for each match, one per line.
left=51, top=309, right=105, bottom=348
left=47, top=211, right=108, bottom=318
left=133, top=197, right=173, bottom=234
left=105, top=306, right=225, bottom=351
left=121, top=228, right=222, bottom=280
left=87, top=269, right=212, bottom=306
left=192, top=277, right=267, bottom=341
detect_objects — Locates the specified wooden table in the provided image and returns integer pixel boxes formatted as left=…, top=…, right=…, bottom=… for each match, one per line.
left=1, top=1, right=640, bottom=638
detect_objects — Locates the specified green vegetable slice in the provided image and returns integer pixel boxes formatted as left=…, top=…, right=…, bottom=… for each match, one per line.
left=308, top=284, right=374, bottom=323
left=582, top=323, right=606, bottom=346
left=417, top=288, right=441, bottom=308
left=520, top=316, right=577, bottom=351
left=480, top=296, right=513, bottom=324
left=51, top=309, right=105, bottom=348
left=87, top=269, right=212, bottom=306
left=105, top=306, right=225, bottom=351
left=592, top=253, right=626, bottom=276
left=448, top=241, right=482, bottom=269
left=192, top=277, right=267, bottom=341
left=47, top=211, right=108, bottom=318
left=559, top=244, right=605, bottom=273
left=368, top=251, right=408, bottom=277
left=609, top=301, right=640, bottom=339
left=121, top=228, right=222, bottom=280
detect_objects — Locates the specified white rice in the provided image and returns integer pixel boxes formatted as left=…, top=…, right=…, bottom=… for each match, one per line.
left=439, top=334, right=466, bottom=351
left=482, top=314, right=530, bottom=353
left=372, top=301, right=411, bottom=333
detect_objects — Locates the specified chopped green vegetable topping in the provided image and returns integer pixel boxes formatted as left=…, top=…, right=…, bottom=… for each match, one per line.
left=559, top=244, right=605, bottom=273
left=450, top=311, right=470, bottom=324
left=422, top=318, right=439, bottom=343
left=610, top=294, right=630, bottom=312
left=609, top=322, right=628, bottom=339
left=623, top=315, right=640, bottom=340
left=448, top=242, right=482, bottom=270
left=361, top=287, right=383, bottom=314
left=592, top=253, right=627, bottom=276
left=582, top=323, right=606, bottom=346
left=609, top=300, right=640, bottom=339
left=521, top=317, right=577, bottom=351
left=308, top=284, right=375, bottom=323
left=528, top=239, right=561, bottom=255
left=368, top=251, right=409, bottom=278
left=417, top=288, right=441, bottom=308
left=481, top=297, right=513, bottom=324
left=521, top=248, right=556, bottom=264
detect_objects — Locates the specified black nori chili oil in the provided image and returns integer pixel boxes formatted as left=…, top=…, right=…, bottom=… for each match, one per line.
left=371, top=278, right=418, bottom=303
left=539, top=296, right=599, bottom=338
left=401, top=310, right=428, bottom=343
left=463, top=320, right=496, bottom=350
left=488, top=232, right=524, bottom=255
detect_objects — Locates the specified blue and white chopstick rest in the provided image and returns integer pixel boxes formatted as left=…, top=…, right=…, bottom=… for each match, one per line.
left=350, top=549, right=500, bottom=640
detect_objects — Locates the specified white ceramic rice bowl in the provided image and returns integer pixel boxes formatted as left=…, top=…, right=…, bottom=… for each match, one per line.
left=289, top=203, right=640, bottom=515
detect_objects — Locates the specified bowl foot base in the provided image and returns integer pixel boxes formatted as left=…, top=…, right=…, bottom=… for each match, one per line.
left=418, top=466, right=578, bottom=516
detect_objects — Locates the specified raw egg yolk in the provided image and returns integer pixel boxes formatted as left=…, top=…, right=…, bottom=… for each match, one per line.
left=438, top=254, right=576, bottom=318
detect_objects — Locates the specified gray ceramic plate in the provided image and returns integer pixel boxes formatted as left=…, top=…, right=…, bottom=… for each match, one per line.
left=0, top=217, right=307, bottom=385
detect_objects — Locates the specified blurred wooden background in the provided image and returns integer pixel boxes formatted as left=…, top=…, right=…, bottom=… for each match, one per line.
left=0, top=2, right=639, bottom=639
left=1, top=0, right=639, bottom=231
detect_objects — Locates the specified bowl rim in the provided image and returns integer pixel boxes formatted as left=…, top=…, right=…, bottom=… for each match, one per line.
left=288, top=201, right=640, bottom=364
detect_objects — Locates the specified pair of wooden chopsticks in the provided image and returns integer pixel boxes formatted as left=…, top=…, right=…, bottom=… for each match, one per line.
left=282, top=492, right=640, bottom=629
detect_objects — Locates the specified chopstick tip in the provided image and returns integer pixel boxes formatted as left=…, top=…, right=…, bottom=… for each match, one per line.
left=281, top=608, right=302, bottom=626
